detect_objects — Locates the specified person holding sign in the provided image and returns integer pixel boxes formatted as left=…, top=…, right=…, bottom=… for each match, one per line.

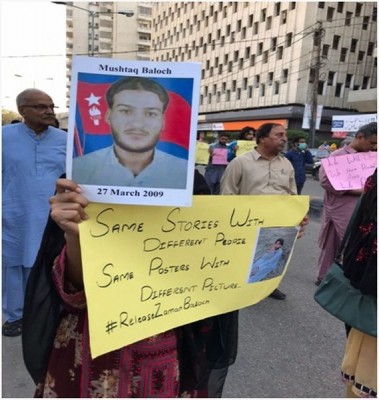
left=209, top=123, right=308, bottom=398
left=204, top=132, right=230, bottom=194
left=72, top=77, right=188, bottom=189
left=315, top=122, right=377, bottom=286
left=227, top=126, right=256, bottom=162
left=22, top=174, right=237, bottom=398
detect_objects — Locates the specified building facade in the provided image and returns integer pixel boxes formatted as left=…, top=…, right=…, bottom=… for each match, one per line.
left=62, top=1, right=152, bottom=108
left=151, top=2, right=377, bottom=140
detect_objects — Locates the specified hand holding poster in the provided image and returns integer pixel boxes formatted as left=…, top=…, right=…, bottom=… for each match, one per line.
left=79, top=195, right=309, bottom=358
left=321, top=151, right=377, bottom=190
left=66, top=56, right=201, bottom=207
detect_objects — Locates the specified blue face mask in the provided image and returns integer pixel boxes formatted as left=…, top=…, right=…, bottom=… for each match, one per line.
left=298, top=143, right=307, bottom=151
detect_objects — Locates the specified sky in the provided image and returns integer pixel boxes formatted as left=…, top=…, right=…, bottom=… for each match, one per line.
left=1, top=1, right=67, bottom=113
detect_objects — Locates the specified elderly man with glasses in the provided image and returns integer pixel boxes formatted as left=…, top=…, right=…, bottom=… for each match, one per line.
left=2, top=88, right=67, bottom=336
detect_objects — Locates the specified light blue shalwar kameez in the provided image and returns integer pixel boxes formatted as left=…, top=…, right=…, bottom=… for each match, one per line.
left=2, top=123, right=66, bottom=323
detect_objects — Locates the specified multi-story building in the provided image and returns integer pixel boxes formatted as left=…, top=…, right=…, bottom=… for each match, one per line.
left=151, top=2, right=377, bottom=141
left=61, top=1, right=152, bottom=109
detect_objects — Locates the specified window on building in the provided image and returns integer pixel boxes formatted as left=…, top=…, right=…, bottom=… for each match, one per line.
left=277, top=46, right=283, bottom=60
left=327, top=7, right=334, bottom=21
left=268, top=72, right=274, bottom=85
left=248, top=86, right=253, bottom=98
left=222, top=82, right=226, bottom=93
left=245, top=47, right=251, bottom=58
left=340, top=47, right=348, bottom=62
left=209, top=66, right=213, bottom=76
left=237, top=88, right=241, bottom=100
left=362, top=76, right=369, bottom=89
left=345, top=12, right=352, bottom=25
left=322, top=44, right=330, bottom=58
left=253, top=22, right=259, bottom=35
left=290, top=2, right=296, bottom=10
left=261, top=8, right=266, bottom=22
left=274, top=81, right=280, bottom=95
left=318, top=2, right=325, bottom=9
left=204, top=86, right=208, bottom=96
left=228, top=61, right=233, bottom=72
left=362, top=16, right=369, bottom=30
left=358, top=51, right=365, bottom=62
left=373, top=7, right=377, bottom=21
left=239, top=58, right=244, bottom=69
left=355, top=3, right=362, bottom=16
left=248, top=14, right=254, bottom=27
left=226, top=90, right=230, bottom=101
left=215, top=57, right=219, bottom=67
left=208, top=94, right=211, bottom=103
left=200, top=94, right=203, bottom=104
left=226, top=24, right=231, bottom=36
left=266, top=16, right=272, bottom=30
left=318, top=81, right=325, bottom=95
left=237, top=19, right=242, bottom=31
left=234, top=50, right=239, bottom=62
left=367, top=42, right=374, bottom=56
left=233, top=2, right=238, bottom=13
left=257, top=42, right=263, bottom=55
left=282, top=69, right=288, bottom=83
left=350, top=38, right=358, bottom=53
left=254, top=75, right=260, bottom=88
left=250, top=54, right=256, bottom=66
left=345, top=74, right=353, bottom=88
left=242, top=27, right=246, bottom=39
left=327, top=71, right=335, bottom=85
left=281, top=10, right=287, bottom=24
left=332, top=35, right=340, bottom=50
left=212, top=84, right=217, bottom=95
left=286, top=33, right=292, bottom=47
left=243, top=78, right=248, bottom=90
left=224, top=54, right=229, bottom=64
left=221, top=36, right=225, bottom=46
left=274, top=3, right=281, bottom=16
left=337, top=2, right=344, bottom=13
left=260, top=84, right=265, bottom=96
left=263, top=50, right=268, bottom=63
left=335, top=83, right=343, bottom=97
left=271, top=38, right=277, bottom=51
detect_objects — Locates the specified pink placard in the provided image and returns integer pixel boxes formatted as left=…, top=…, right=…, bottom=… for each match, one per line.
left=321, top=151, right=377, bottom=190
left=212, top=148, right=228, bottom=165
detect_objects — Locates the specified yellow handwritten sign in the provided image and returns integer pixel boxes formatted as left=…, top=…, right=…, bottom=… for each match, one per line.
left=79, top=195, right=309, bottom=358
left=236, top=140, right=256, bottom=157
left=195, top=141, right=210, bottom=165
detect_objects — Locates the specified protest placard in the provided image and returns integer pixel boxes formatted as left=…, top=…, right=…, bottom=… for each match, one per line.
left=195, top=141, right=210, bottom=165
left=236, top=140, right=256, bottom=156
left=66, top=56, right=201, bottom=207
left=321, top=151, right=377, bottom=190
left=79, top=195, right=309, bottom=358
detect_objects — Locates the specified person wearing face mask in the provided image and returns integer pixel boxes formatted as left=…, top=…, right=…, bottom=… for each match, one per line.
left=284, top=136, right=314, bottom=194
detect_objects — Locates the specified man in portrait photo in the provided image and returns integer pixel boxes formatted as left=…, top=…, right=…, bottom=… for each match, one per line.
left=72, top=76, right=188, bottom=189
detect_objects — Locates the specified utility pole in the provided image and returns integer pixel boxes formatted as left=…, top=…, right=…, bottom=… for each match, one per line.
left=309, top=21, right=323, bottom=148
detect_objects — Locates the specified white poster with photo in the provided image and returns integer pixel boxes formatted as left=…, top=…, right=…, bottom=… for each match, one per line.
left=66, top=56, right=201, bottom=207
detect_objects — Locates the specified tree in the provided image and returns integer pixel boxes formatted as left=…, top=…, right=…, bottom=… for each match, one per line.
left=2, top=109, right=22, bottom=125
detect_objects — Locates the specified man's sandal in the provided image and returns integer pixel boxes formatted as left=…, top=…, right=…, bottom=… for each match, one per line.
left=2, top=319, right=22, bottom=337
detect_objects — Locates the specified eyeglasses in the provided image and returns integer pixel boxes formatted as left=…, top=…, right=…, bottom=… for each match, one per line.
left=22, top=104, right=58, bottom=112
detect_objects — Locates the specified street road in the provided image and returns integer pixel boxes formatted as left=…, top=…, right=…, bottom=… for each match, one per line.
left=2, top=177, right=346, bottom=398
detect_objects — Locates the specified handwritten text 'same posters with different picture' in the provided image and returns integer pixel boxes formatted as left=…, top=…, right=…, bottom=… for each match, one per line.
left=79, top=195, right=309, bottom=358
left=321, top=151, right=377, bottom=190
left=67, top=56, right=201, bottom=207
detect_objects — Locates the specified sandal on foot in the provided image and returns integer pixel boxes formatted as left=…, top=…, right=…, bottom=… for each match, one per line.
left=2, top=319, right=22, bottom=337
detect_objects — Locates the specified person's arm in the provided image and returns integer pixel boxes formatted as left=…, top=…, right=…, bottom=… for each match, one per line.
left=220, top=160, right=242, bottom=194
left=49, top=178, right=89, bottom=289
left=304, top=150, right=314, bottom=165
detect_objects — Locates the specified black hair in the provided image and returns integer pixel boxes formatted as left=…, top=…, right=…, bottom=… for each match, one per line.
left=105, top=76, right=169, bottom=111
left=255, top=123, right=282, bottom=144
left=356, top=122, right=377, bottom=139
left=275, top=238, right=284, bottom=245
left=238, top=126, right=256, bottom=140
